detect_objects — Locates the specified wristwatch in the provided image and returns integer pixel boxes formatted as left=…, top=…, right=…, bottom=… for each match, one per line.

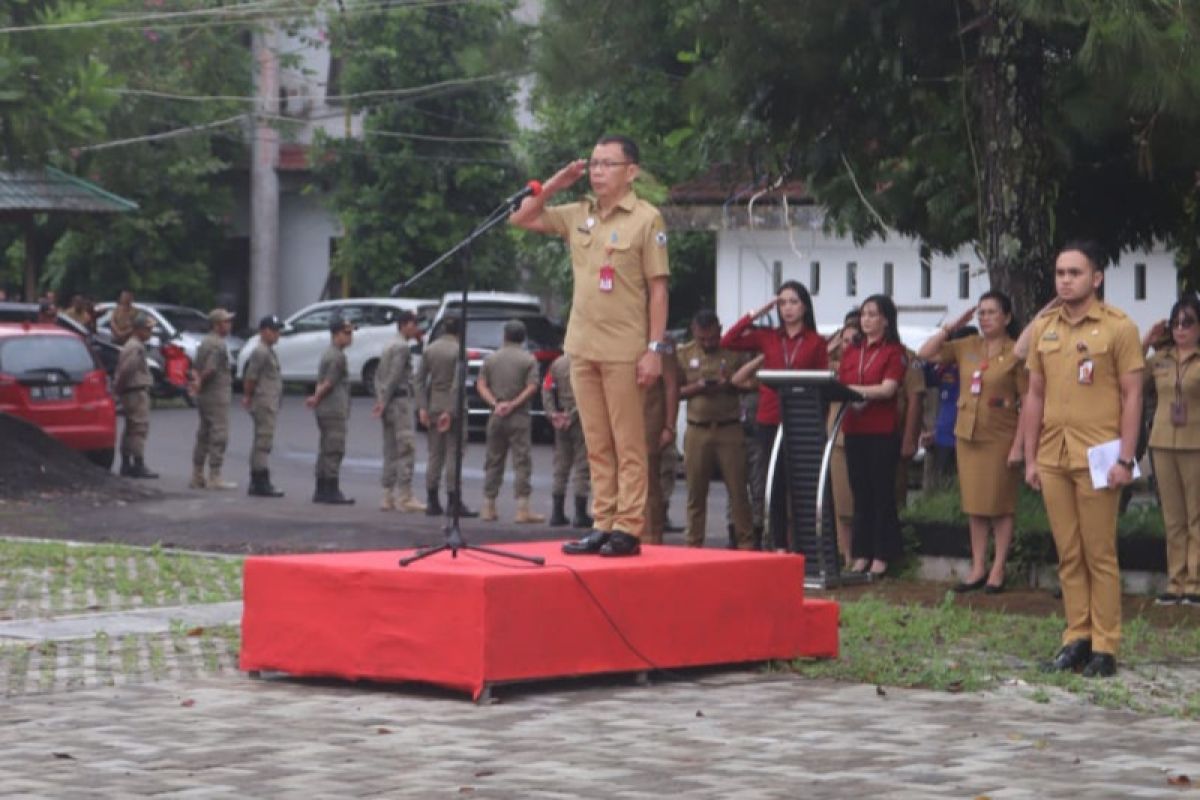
left=648, top=339, right=675, bottom=355
left=1117, top=458, right=1135, bottom=471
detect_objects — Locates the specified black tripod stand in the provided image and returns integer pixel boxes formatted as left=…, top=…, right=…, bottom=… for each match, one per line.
left=396, top=192, right=545, bottom=568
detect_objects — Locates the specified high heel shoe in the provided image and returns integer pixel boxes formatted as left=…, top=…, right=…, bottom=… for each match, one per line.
left=953, top=576, right=987, bottom=594
left=984, top=581, right=1005, bottom=595
left=848, top=559, right=869, bottom=574
left=868, top=560, right=888, bottom=580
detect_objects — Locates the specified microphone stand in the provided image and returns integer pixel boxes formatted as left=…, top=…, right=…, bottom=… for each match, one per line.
left=398, top=198, right=545, bottom=568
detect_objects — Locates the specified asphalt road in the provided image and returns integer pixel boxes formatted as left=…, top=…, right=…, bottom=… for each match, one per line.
left=2, top=395, right=737, bottom=554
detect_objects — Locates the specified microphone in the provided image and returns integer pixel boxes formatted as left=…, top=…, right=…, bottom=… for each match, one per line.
left=504, top=180, right=542, bottom=207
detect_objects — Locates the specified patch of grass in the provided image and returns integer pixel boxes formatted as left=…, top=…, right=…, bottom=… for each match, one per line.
left=793, top=592, right=1200, bottom=717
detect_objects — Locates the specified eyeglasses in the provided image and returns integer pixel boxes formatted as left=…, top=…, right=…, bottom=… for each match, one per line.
left=1174, top=317, right=1197, bottom=329
left=587, top=159, right=633, bottom=171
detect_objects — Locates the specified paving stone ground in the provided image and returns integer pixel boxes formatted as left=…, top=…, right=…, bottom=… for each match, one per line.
left=1, top=669, right=1197, bottom=799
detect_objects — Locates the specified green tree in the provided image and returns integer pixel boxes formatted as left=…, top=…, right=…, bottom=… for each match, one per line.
left=314, top=1, right=524, bottom=298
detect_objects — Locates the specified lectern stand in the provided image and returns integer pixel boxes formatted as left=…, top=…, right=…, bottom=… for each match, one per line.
left=758, top=370, right=867, bottom=589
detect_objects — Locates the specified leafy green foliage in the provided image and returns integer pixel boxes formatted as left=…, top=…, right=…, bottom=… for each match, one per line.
left=313, top=2, right=524, bottom=298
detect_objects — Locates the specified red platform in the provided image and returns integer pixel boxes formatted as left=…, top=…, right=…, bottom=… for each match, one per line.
left=239, top=541, right=838, bottom=699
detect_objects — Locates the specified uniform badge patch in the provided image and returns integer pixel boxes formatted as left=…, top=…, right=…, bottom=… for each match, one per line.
left=655, top=231, right=668, bottom=247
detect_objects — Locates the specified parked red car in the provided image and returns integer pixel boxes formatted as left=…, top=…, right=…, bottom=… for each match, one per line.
left=0, top=322, right=117, bottom=469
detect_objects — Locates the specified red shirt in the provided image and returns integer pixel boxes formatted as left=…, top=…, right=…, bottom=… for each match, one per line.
left=721, top=315, right=829, bottom=425
left=837, top=337, right=907, bottom=435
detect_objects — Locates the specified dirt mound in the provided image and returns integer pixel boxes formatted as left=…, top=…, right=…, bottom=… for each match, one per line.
left=0, top=414, right=157, bottom=503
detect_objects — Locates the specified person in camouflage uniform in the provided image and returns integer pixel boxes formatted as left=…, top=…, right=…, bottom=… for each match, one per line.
left=477, top=319, right=544, bottom=524
left=372, top=310, right=425, bottom=513
left=542, top=352, right=592, bottom=528
left=305, top=316, right=355, bottom=504
left=113, top=313, right=158, bottom=478
left=109, top=289, right=137, bottom=345
left=190, top=308, right=237, bottom=490
left=242, top=314, right=285, bottom=497
left=415, top=315, right=476, bottom=518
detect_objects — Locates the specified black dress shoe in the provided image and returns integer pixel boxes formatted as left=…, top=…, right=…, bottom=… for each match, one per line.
left=599, top=530, right=641, bottom=557
left=1041, top=638, right=1092, bottom=673
left=562, top=530, right=610, bottom=555
left=1081, top=652, right=1117, bottom=678
left=953, top=577, right=987, bottom=594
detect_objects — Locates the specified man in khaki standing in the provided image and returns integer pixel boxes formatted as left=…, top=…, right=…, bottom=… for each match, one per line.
left=372, top=310, right=426, bottom=513
left=476, top=320, right=545, bottom=524
left=190, top=308, right=237, bottom=490
left=416, top=315, right=476, bottom=518
left=511, top=134, right=670, bottom=557
left=305, top=317, right=355, bottom=505
left=242, top=314, right=285, bottom=498
left=114, top=313, right=158, bottom=479
left=1022, top=240, right=1143, bottom=679
left=543, top=351, right=592, bottom=528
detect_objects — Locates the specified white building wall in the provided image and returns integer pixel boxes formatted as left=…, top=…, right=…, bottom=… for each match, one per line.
left=715, top=228, right=1179, bottom=342
left=278, top=187, right=339, bottom=316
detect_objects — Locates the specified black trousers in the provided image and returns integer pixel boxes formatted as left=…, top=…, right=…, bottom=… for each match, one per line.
left=845, top=433, right=902, bottom=561
left=756, top=423, right=790, bottom=550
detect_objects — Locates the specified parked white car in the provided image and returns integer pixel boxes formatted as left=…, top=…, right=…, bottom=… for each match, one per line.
left=235, top=297, right=438, bottom=395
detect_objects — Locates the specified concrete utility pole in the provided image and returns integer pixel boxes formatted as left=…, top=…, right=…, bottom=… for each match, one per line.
left=249, top=25, right=280, bottom=324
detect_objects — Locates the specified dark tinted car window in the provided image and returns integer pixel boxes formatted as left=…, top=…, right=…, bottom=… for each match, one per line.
left=434, top=316, right=564, bottom=351
left=156, top=307, right=211, bottom=334
left=0, top=335, right=97, bottom=377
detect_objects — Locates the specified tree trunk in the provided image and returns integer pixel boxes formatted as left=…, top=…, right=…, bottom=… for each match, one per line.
left=974, top=3, right=1056, bottom=323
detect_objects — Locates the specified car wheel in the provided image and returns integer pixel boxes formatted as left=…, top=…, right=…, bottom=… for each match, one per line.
left=361, top=359, right=379, bottom=398
left=86, top=448, right=115, bottom=471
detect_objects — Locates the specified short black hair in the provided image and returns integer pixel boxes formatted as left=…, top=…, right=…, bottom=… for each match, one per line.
left=692, top=308, right=719, bottom=329
left=396, top=310, right=417, bottom=327
left=596, top=134, right=639, bottom=164
left=441, top=315, right=461, bottom=336
left=1060, top=239, right=1109, bottom=271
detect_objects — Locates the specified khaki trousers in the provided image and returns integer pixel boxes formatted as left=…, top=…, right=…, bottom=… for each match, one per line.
left=570, top=358, right=647, bottom=536
left=642, top=389, right=666, bottom=543
left=193, top=396, right=229, bottom=471
left=381, top=399, right=416, bottom=491
left=425, top=416, right=465, bottom=492
left=1151, top=448, right=1200, bottom=595
left=552, top=421, right=590, bottom=497
left=249, top=405, right=276, bottom=471
left=120, top=389, right=150, bottom=458
left=684, top=422, right=753, bottom=548
left=483, top=411, right=533, bottom=499
left=315, top=414, right=346, bottom=480
left=1039, top=464, right=1122, bottom=654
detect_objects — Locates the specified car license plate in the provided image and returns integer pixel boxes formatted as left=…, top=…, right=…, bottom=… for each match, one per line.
left=30, top=385, right=73, bottom=401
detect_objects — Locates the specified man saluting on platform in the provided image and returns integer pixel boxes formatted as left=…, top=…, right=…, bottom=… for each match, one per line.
left=511, top=135, right=671, bottom=557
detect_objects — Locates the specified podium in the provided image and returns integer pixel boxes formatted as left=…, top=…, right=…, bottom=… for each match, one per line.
left=757, top=370, right=865, bottom=589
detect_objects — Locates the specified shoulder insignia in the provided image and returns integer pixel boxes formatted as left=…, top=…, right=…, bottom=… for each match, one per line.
left=655, top=230, right=668, bottom=247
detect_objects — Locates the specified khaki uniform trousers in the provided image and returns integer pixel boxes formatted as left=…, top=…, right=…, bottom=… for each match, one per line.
left=426, top=417, right=465, bottom=493
left=315, top=413, right=347, bottom=480
left=193, top=397, right=230, bottom=471
left=685, top=422, right=753, bottom=548
left=743, top=419, right=766, bottom=529
left=552, top=421, right=590, bottom=497
left=381, top=399, right=416, bottom=491
left=642, top=390, right=666, bottom=543
left=250, top=405, right=277, bottom=472
left=120, top=389, right=150, bottom=458
left=1151, top=448, right=1200, bottom=595
left=1040, top=464, right=1122, bottom=654
left=830, top=442, right=853, bottom=527
left=571, top=357, right=647, bottom=535
left=483, top=412, right=534, bottom=499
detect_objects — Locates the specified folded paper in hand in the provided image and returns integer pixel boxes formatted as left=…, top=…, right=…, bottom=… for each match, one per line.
left=1086, top=439, right=1141, bottom=490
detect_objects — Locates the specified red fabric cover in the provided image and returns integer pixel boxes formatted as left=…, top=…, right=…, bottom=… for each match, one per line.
left=720, top=315, right=829, bottom=425
left=240, top=542, right=839, bottom=699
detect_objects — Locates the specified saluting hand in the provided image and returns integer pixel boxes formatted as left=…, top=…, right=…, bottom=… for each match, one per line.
left=1144, top=319, right=1168, bottom=350
left=949, top=305, right=977, bottom=331
left=545, top=159, right=587, bottom=194
left=752, top=298, right=779, bottom=319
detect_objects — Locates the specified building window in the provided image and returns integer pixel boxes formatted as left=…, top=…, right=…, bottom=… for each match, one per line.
left=883, top=262, right=894, bottom=297
left=810, top=261, right=821, bottom=295
left=773, top=260, right=783, bottom=291
left=1134, top=262, right=1146, bottom=301
left=846, top=261, right=858, bottom=297
left=958, top=263, right=970, bottom=299
left=920, top=250, right=932, bottom=298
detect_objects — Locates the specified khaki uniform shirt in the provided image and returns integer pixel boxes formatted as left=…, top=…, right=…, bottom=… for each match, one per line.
left=114, top=338, right=151, bottom=393
left=542, top=354, right=578, bottom=421
left=1026, top=302, right=1144, bottom=469
left=417, top=334, right=461, bottom=417
left=543, top=190, right=670, bottom=363
left=315, top=345, right=350, bottom=418
left=110, top=304, right=137, bottom=343
left=897, top=348, right=925, bottom=437
left=375, top=336, right=414, bottom=406
left=194, top=333, right=232, bottom=402
left=481, top=343, right=538, bottom=414
left=1147, top=347, right=1200, bottom=450
left=243, top=343, right=282, bottom=411
left=938, top=335, right=1027, bottom=444
left=675, top=341, right=746, bottom=423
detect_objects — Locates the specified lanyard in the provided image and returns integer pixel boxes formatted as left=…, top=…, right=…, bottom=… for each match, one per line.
left=781, top=333, right=803, bottom=369
left=857, top=343, right=883, bottom=384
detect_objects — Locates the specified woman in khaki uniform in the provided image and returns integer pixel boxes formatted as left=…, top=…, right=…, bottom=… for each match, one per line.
left=1143, top=294, right=1200, bottom=605
left=825, top=310, right=861, bottom=566
left=918, top=291, right=1025, bottom=593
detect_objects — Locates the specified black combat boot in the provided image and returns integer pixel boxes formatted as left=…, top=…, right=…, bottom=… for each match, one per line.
left=572, top=495, right=593, bottom=529
left=119, top=453, right=134, bottom=477
left=326, top=478, right=355, bottom=505
left=549, top=494, right=570, bottom=527
left=425, top=489, right=444, bottom=516
left=447, top=492, right=478, bottom=518
left=727, top=523, right=738, bottom=550
left=249, top=470, right=284, bottom=498
left=129, top=457, right=158, bottom=479
left=751, top=525, right=764, bottom=551
left=312, top=477, right=328, bottom=503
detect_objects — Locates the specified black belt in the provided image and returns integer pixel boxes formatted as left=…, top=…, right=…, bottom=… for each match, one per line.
left=687, top=419, right=740, bottom=428
left=391, top=390, right=409, bottom=399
